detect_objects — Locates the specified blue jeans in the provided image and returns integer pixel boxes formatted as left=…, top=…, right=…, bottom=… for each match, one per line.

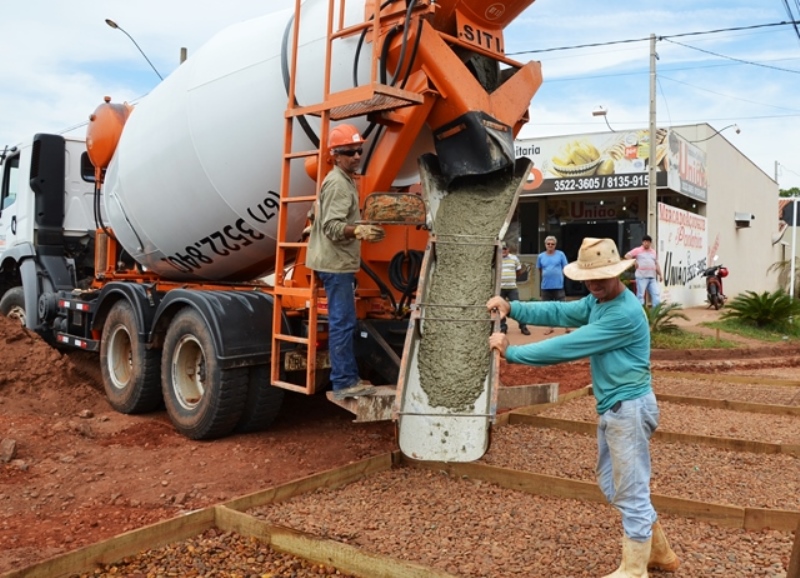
left=317, top=272, right=359, bottom=391
left=636, top=276, right=661, bottom=307
left=596, top=391, right=659, bottom=541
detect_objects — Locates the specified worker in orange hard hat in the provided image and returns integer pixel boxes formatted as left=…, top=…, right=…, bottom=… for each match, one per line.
left=306, top=124, right=385, bottom=401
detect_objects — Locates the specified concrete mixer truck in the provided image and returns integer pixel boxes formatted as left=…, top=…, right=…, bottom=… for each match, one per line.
left=0, top=0, right=542, bottom=457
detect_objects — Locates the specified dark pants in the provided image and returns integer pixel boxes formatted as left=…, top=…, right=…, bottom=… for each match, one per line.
left=540, top=288, right=566, bottom=302
left=500, top=288, right=527, bottom=333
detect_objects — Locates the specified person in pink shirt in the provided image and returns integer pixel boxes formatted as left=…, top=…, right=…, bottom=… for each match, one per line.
left=624, top=235, right=663, bottom=308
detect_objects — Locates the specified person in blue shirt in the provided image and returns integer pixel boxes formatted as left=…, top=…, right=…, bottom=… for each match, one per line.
left=487, top=237, right=679, bottom=578
left=536, top=235, right=569, bottom=335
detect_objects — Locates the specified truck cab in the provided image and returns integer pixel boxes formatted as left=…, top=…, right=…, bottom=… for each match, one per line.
left=0, top=134, right=97, bottom=327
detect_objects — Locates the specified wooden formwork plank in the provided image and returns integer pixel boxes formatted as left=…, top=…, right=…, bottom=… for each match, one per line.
left=402, top=459, right=749, bottom=529
left=650, top=495, right=744, bottom=529
left=744, top=507, right=800, bottom=533
left=656, top=393, right=800, bottom=417
left=510, top=414, right=789, bottom=455
left=654, top=371, right=800, bottom=387
left=788, top=519, right=800, bottom=577
left=496, top=382, right=558, bottom=410
left=215, top=506, right=457, bottom=578
left=509, top=385, right=592, bottom=416
left=2, top=508, right=215, bottom=578
left=494, top=411, right=510, bottom=427
left=509, top=413, right=594, bottom=433
left=784, top=444, right=800, bottom=458
left=655, top=430, right=784, bottom=455
left=222, top=452, right=394, bottom=512
left=409, top=460, right=606, bottom=503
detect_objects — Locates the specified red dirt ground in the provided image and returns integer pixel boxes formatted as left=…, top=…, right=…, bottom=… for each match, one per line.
left=1, top=314, right=798, bottom=572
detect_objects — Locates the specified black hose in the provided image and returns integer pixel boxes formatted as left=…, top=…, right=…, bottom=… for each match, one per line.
left=281, top=13, right=320, bottom=148
left=399, top=17, right=423, bottom=89
left=360, top=259, right=398, bottom=313
left=387, top=0, right=418, bottom=85
left=389, top=250, right=423, bottom=314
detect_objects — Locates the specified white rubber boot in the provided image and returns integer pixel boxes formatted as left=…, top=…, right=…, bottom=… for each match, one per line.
left=648, top=521, right=680, bottom=572
left=602, top=535, right=651, bottom=578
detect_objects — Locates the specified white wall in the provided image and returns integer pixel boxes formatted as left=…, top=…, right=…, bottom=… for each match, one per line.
left=687, top=125, right=782, bottom=297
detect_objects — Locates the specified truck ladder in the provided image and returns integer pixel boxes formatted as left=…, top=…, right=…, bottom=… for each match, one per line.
left=271, top=0, right=423, bottom=396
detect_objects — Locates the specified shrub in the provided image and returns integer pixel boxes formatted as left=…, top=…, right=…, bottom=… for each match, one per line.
left=646, top=302, right=689, bottom=333
left=720, top=289, right=800, bottom=329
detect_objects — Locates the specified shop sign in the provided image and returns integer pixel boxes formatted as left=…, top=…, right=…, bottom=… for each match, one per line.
left=665, top=132, right=708, bottom=203
left=516, top=129, right=669, bottom=195
left=658, top=202, right=708, bottom=307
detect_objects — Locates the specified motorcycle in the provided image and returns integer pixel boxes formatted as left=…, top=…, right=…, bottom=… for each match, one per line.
left=703, top=257, right=729, bottom=310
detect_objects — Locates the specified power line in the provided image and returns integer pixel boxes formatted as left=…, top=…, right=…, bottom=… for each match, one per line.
left=658, top=74, right=800, bottom=113
left=663, top=38, right=800, bottom=74
left=507, top=20, right=800, bottom=56
left=780, top=0, right=800, bottom=40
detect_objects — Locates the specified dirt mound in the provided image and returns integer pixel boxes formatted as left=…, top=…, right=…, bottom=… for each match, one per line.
left=0, top=316, right=103, bottom=413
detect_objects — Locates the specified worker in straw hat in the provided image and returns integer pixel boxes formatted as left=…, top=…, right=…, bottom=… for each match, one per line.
left=487, top=238, right=679, bottom=578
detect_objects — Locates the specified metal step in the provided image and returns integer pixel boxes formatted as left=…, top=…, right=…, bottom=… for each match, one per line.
left=325, top=385, right=396, bottom=422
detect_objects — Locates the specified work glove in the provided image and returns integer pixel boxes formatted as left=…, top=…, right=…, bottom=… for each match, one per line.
left=354, top=224, right=385, bottom=242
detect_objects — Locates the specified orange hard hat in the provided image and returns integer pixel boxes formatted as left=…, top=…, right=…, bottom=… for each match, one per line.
left=328, top=124, right=365, bottom=150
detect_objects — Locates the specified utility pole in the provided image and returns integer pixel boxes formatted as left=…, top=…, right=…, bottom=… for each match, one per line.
left=647, top=33, right=658, bottom=249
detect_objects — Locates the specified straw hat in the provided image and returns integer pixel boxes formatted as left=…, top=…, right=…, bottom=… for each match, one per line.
left=563, top=237, right=635, bottom=281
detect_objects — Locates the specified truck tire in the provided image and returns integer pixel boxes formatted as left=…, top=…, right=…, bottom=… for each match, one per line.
left=0, top=287, right=26, bottom=326
left=234, top=364, right=285, bottom=433
left=100, top=301, right=163, bottom=414
left=162, top=308, right=248, bottom=440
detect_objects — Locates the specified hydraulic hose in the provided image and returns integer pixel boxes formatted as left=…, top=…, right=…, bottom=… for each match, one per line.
left=389, top=250, right=423, bottom=314
left=360, top=259, right=398, bottom=314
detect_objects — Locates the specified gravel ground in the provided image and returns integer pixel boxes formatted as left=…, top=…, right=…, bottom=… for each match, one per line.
left=482, top=426, right=800, bottom=510
left=540, top=396, right=800, bottom=445
left=248, top=467, right=793, bottom=577
left=76, top=529, right=354, bottom=577
left=55, top=375, right=800, bottom=576
left=655, top=376, right=800, bottom=406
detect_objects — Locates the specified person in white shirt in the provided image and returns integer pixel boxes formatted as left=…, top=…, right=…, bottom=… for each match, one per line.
left=499, top=243, right=530, bottom=335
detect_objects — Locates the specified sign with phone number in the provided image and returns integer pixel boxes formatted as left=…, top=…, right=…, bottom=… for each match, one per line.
left=551, top=173, right=650, bottom=193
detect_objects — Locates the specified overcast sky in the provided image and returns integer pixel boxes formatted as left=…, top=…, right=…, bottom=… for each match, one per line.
left=2, top=0, right=800, bottom=189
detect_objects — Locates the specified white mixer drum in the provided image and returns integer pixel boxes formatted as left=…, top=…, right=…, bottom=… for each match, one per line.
left=103, top=0, right=432, bottom=281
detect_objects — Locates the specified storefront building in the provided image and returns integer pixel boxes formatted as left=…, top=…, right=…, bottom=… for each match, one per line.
left=512, top=123, right=781, bottom=306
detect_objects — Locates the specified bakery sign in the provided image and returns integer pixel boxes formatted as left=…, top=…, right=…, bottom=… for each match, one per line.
left=516, top=129, right=676, bottom=196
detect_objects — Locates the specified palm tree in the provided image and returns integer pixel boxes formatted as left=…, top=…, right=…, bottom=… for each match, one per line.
left=767, top=259, right=800, bottom=298
left=646, top=302, right=689, bottom=333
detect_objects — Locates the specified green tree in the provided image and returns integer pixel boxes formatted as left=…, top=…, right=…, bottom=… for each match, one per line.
left=779, top=187, right=800, bottom=198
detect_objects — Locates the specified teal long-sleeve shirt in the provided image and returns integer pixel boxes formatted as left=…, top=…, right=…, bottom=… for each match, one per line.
left=506, top=288, right=651, bottom=414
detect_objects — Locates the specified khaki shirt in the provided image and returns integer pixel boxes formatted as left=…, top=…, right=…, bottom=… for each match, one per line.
left=306, top=165, right=361, bottom=273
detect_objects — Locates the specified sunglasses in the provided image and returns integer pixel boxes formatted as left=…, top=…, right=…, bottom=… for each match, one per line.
left=335, top=148, right=363, bottom=157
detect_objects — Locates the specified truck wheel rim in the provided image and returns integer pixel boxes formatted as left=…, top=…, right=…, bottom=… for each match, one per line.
left=107, top=325, right=133, bottom=389
left=171, top=335, right=206, bottom=410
